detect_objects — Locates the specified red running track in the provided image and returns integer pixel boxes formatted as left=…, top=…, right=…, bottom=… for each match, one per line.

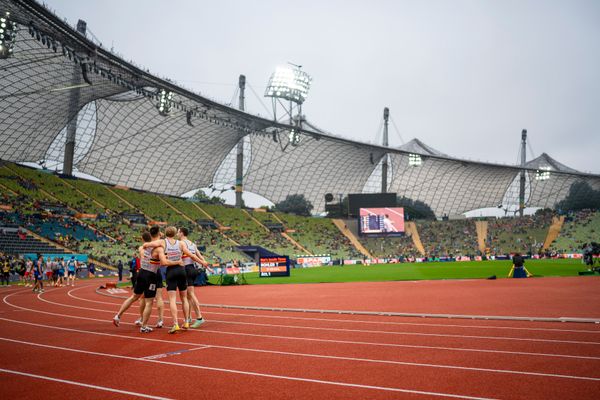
left=0, top=277, right=599, bottom=399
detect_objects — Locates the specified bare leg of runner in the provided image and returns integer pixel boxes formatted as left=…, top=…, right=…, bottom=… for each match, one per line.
left=181, top=289, right=190, bottom=327
left=113, top=294, right=141, bottom=326
left=140, top=297, right=154, bottom=331
left=156, top=289, right=164, bottom=327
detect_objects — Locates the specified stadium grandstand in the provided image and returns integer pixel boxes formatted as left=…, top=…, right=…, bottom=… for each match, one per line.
left=1, top=2, right=600, bottom=399
left=0, top=0, right=599, bottom=269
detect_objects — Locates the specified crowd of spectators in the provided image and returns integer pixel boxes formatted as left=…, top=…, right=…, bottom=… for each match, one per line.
left=418, top=219, right=480, bottom=257
left=549, top=209, right=600, bottom=254
left=486, top=210, right=554, bottom=255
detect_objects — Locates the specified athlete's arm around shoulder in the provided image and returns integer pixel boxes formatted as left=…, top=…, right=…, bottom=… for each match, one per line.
left=156, top=248, right=183, bottom=267
left=142, top=239, right=164, bottom=249
left=138, top=245, right=146, bottom=261
left=179, top=241, right=206, bottom=265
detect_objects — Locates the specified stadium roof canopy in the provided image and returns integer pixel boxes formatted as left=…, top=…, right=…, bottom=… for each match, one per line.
left=1, top=0, right=599, bottom=216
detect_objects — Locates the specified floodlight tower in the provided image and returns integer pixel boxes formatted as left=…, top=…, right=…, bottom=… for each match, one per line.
left=264, top=64, right=312, bottom=145
left=518, top=129, right=527, bottom=217
left=382, top=107, right=390, bottom=193
left=235, top=75, right=246, bottom=208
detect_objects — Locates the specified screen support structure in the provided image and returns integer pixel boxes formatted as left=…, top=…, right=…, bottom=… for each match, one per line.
left=62, top=19, right=87, bottom=176
left=381, top=107, right=389, bottom=193
left=235, top=75, right=246, bottom=208
left=518, top=129, right=527, bottom=217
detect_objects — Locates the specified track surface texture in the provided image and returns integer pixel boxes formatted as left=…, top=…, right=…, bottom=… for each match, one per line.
left=1, top=276, right=599, bottom=399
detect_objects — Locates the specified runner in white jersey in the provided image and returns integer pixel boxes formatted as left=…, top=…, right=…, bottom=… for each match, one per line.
left=113, top=231, right=180, bottom=333
left=136, top=226, right=166, bottom=329
left=143, top=226, right=205, bottom=333
left=178, top=227, right=213, bottom=328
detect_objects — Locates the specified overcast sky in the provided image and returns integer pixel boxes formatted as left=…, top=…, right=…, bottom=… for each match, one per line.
left=45, top=0, right=600, bottom=173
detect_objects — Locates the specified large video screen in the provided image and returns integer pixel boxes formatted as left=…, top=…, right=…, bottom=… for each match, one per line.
left=359, top=207, right=405, bottom=236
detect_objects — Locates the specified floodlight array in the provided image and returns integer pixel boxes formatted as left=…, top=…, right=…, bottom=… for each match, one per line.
left=535, top=167, right=551, bottom=181
left=408, top=153, right=422, bottom=167
left=0, top=11, right=17, bottom=59
left=265, top=66, right=312, bottom=104
left=158, top=89, right=174, bottom=115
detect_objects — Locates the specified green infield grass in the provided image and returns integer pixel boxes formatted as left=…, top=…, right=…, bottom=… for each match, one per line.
left=235, top=258, right=594, bottom=285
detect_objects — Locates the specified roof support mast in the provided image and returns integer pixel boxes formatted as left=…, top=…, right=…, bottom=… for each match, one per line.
left=381, top=107, right=389, bottom=193
left=518, top=129, right=527, bottom=217
left=235, top=74, right=246, bottom=208
left=62, top=19, right=87, bottom=176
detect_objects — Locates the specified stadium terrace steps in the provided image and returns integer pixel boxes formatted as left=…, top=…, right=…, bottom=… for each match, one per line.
left=475, top=220, right=488, bottom=253
left=0, top=228, right=65, bottom=254
left=280, top=232, right=313, bottom=255
left=59, top=178, right=114, bottom=215
left=550, top=211, right=600, bottom=253
left=242, top=209, right=270, bottom=233
left=6, top=164, right=104, bottom=214
left=0, top=180, right=18, bottom=196
left=405, top=222, right=426, bottom=256
left=162, top=197, right=240, bottom=247
left=332, top=219, right=373, bottom=258
left=23, top=226, right=114, bottom=271
left=244, top=209, right=311, bottom=255
left=105, top=187, right=137, bottom=210
left=543, top=216, right=565, bottom=250
left=4, top=165, right=116, bottom=242
left=157, top=195, right=195, bottom=224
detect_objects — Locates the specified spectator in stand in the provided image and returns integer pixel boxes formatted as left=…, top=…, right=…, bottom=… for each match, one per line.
left=32, top=254, right=44, bottom=293
left=130, top=254, right=138, bottom=288
left=51, top=257, right=59, bottom=286
left=117, top=259, right=123, bottom=282
left=24, top=258, right=34, bottom=287
left=57, top=258, right=65, bottom=287
left=1, top=256, right=10, bottom=286
left=44, top=257, right=53, bottom=283
left=16, top=258, right=25, bottom=285
left=66, top=256, right=77, bottom=287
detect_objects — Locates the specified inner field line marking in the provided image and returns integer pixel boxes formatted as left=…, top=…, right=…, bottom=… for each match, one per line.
left=0, top=367, right=173, bottom=400
left=0, top=337, right=498, bottom=400
left=42, top=289, right=600, bottom=346
left=5, top=292, right=600, bottom=362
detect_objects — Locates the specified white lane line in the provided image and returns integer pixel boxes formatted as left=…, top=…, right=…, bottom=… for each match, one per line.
left=142, top=346, right=212, bottom=360
left=0, top=367, right=172, bottom=399
left=2, top=307, right=600, bottom=383
left=49, top=289, right=600, bottom=346
left=68, top=288, right=600, bottom=335
left=0, top=337, right=499, bottom=400
left=6, top=292, right=600, bottom=362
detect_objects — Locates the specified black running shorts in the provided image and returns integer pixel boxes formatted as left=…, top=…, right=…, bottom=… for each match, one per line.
left=155, top=267, right=165, bottom=289
left=166, top=265, right=187, bottom=292
left=133, top=269, right=158, bottom=298
left=185, top=264, right=198, bottom=286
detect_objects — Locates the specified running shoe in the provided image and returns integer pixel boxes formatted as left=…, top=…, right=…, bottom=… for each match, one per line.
left=134, top=318, right=142, bottom=326
left=182, top=321, right=190, bottom=330
left=168, top=324, right=181, bottom=334
left=113, top=316, right=120, bottom=327
left=140, top=326, right=153, bottom=333
left=191, top=318, right=205, bottom=329
left=155, top=320, right=164, bottom=328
